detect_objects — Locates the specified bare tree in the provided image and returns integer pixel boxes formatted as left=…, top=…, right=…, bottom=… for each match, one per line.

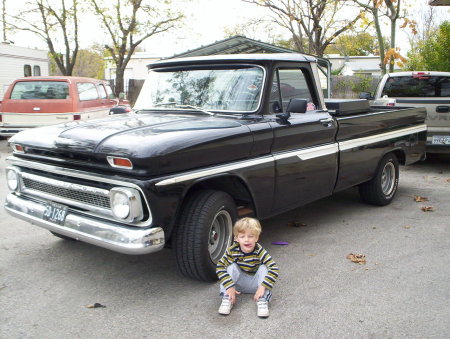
left=7, top=0, right=80, bottom=75
left=242, top=0, right=363, bottom=57
left=89, top=0, right=183, bottom=96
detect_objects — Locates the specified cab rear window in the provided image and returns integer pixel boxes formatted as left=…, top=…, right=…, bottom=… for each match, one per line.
left=382, top=76, right=450, bottom=97
left=10, top=81, right=69, bottom=99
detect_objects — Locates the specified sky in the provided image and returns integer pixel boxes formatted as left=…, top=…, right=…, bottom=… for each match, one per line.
left=4, top=0, right=449, bottom=57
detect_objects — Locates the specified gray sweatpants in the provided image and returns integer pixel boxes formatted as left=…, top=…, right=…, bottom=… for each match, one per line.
left=219, top=263, right=272, bottom=301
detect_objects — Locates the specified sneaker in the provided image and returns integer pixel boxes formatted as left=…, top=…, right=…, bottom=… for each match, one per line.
left=218, top=295, right=232, bottom=315
left=257, top=298, right=269, bottom=318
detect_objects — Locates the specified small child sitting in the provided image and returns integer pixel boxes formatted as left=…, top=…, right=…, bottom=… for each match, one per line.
left=216, top=217, right=279, bottom=317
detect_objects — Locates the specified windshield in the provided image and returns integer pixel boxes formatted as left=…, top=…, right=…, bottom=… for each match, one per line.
left=134, top=66, right=265, bottom=113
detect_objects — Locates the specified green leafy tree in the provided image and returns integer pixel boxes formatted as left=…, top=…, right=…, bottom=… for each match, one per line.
left=325, top=32, right=382, bottom=56
left=404, top=21, right=450, bottom=72
left=88, top=0, right=183, bottom=96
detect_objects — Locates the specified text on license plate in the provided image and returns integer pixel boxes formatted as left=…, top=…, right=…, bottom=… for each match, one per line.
left=432, top=136, right=450, bottom=145
left=43, top=202, right=68, bottom=225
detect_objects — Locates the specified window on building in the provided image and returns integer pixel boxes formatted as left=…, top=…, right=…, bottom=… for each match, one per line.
left=33, top=65, right=41, bottom=76
left=24, top=65, right=32, bottom=77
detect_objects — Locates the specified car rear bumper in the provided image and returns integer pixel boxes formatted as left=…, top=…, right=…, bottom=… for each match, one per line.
left=426, top=127, right=450, bottom=153
left=0, top=127, right=26, bottom=136
left=5, top=193, right=165, bottom=255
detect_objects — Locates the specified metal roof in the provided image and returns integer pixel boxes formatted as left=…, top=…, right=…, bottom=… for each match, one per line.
left=168, top=36, right=330, bottom=68
left=170, top=36, right=301, bottom=57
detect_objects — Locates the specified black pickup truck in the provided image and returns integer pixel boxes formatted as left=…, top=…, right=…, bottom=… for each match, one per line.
left=4, top=54, right=426, bottom=281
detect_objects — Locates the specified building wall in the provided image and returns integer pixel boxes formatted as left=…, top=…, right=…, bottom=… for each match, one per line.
left=104, top=52, right=161, bottom=94
left=0, top=43, right=49, bottom=98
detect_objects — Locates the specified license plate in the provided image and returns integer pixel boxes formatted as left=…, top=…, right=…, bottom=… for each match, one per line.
left=432, top=135, right=450, bottom=145
left=43, top=202, right=68, bottom=225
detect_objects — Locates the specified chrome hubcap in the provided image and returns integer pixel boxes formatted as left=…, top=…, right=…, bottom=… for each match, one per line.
left=208, top=209, right=232, bottom=263
left=381, top=162, right=396, bottom=195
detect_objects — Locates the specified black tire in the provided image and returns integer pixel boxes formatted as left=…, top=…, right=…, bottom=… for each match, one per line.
left=173, top=190, right=237, bottom=281
left=359, top=153, right=399, bottom=206
left=50, top=231, right=76, bottom=241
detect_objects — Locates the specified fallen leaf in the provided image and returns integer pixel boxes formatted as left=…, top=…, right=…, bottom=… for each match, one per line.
left=447, top=179, right=450, bottom=182
left=86, top=303, right=106, bottom=309
left=404, top=226, right=411, bottom=229
left=414, top=195, right=428, bottom=202
left=421, top=206, right=434, bottom=212
left=347, top=253, right=366, bottom=264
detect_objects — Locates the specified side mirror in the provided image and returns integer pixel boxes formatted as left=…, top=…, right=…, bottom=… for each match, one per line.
left=109, top=106, right=128, bottom=115
left=277, top=98, right=307, bottom=121
left=359, top=92, right=374, bottom=100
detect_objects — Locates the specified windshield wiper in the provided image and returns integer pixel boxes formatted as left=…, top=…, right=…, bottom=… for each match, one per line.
left=153, top=102, right=215, bottom=116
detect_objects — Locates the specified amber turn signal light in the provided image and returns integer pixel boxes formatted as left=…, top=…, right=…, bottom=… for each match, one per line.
left=107, top=156, right=133, bottom=169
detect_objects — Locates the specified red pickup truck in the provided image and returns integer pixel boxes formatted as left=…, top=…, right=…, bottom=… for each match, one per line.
left=0, top=76, right=130, bottom=137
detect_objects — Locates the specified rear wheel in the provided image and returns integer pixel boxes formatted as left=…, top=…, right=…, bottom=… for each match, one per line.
left=359, top=153, right=399, bottom=206
left=173, top=190, right=237, bottom=281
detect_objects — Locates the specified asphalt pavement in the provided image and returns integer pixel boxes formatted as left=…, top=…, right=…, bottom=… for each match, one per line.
left=0, top=140, right=449, bottom=339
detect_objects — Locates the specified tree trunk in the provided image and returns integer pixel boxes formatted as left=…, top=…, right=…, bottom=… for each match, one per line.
left=389, top=18, right=396, bottom=73
left=373, top=8, right=386, bottom=75
left=114, top=66, right=125, bottom=97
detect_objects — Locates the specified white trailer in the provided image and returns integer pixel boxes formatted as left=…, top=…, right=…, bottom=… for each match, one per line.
left=0, top=43, right=49, bottom=98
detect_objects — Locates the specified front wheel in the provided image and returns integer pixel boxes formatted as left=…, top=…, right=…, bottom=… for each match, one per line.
left=173, top=190, right=237, bottom=281
left=359, top=153, right=399, bottom=206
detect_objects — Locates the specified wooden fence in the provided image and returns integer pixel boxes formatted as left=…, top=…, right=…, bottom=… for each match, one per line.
left=331, top=75, right=381, bottom=98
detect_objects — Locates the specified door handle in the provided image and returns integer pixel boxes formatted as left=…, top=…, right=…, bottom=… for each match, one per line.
left=436, top=106, right=449, bottom=113
left=320, top=118, right=334, bottom=127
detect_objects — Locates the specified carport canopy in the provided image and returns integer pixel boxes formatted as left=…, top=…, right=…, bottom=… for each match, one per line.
left=169, top=36, right=331, bottom=98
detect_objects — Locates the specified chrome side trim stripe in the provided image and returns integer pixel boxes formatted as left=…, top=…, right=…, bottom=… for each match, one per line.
left=156, top=156, right=274, bottom=186
left=273, top=143, right=338, bottom=161
left=339, top=124, right=427, bottom=151
left=156, top=143, right=338, bottom=186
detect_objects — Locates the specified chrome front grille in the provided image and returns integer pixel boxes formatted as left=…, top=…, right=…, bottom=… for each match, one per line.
left=22, top=177, right=111, bottom=208
left=19, top=171, right=112, bottom=216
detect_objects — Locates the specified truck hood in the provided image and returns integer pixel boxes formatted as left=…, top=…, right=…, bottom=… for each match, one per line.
left=10, top=112, right=257, bottom=176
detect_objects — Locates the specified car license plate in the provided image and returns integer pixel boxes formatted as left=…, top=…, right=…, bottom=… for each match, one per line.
left=432, top=135, right=450, bottom=145
left=43, top=202, right=68, bottom=225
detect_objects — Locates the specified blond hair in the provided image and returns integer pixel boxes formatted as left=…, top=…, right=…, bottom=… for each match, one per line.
left=233, top=217, right=262, bottom=237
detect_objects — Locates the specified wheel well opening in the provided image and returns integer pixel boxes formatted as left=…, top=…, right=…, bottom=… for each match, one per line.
left=186, top=176, right=256, bottom=217
left=392, top=150, right=406, bottom=165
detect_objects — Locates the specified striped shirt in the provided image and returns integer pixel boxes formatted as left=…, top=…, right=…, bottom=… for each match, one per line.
left=216, top=242, right=279, bottom=290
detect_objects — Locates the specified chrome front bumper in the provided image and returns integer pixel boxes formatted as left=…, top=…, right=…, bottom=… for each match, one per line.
left=5, top=193, right=165, bottom=255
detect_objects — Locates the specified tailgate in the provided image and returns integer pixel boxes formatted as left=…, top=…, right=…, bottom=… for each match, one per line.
left=395, top=98, right=450, bottom=129
left=1, top=112, right=74, bottom=127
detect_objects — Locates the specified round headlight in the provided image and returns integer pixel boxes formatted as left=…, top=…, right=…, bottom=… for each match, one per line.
left=111, top=191, right=130, bottom=220
left=6, top=169, right=19, bottom=191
